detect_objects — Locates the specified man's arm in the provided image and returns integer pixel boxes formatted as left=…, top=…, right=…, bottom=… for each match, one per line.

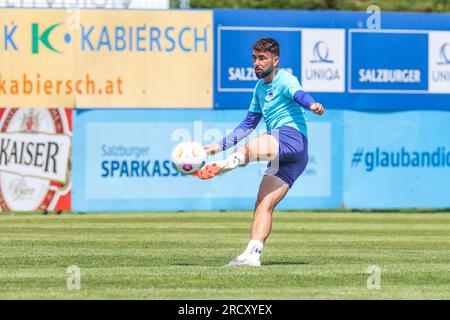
left=283, top=75, right=325, bottom=115
left=203, top=111, right=262, bottom=156
left=293, top=90, right=325, bottom=115
left=293, top=90, right=315, bottom=110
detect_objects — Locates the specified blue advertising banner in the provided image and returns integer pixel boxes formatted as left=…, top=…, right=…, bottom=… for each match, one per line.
left=218, top=26, right=301, bottom=92
left=72, top=108, right=450, bottom=211
left=343, top=110, right=450, bottom=209
left=349, top=31, right=429, bottom=92
left=214, top=9, right=450, bottom=111
left=72, top=109, right=342, bottom=212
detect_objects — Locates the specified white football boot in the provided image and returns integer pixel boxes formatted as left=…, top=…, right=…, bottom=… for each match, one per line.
left=196, top=157, right=240, bottom=180
left=225, top=256, right=261, bottom=267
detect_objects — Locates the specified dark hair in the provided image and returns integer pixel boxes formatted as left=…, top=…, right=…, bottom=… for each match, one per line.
left=252, top=38, right=280, bottom=56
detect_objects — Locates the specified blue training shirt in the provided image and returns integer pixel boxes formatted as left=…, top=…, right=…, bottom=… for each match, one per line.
left=249, top=69, right=308, bottom=138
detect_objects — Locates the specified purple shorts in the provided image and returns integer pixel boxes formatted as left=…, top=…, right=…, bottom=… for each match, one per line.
left=265, top=126, right=309, bottom=188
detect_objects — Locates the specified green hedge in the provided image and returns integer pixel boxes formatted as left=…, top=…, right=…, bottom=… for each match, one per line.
left=171, top=0, right=450, bottom=12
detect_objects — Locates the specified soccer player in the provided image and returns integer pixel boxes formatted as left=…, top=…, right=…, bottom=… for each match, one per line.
left=197, top=38, right=325, bottom=266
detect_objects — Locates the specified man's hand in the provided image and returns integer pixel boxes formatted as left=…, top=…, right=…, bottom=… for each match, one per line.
left=203, top=143, right=222, bottom=156
left=310, top=102, right=325, bottom=115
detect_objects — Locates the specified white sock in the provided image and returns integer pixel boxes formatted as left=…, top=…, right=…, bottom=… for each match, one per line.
left=228, top=151, right=245, bottom=167
left=239, top=240, right=263, bottom=260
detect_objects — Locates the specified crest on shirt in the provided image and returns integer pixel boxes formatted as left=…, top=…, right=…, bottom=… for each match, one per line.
left=265, top=91, right=273, bottom=101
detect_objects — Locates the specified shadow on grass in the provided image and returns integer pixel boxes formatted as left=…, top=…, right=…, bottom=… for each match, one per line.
left=171, top=260, right=309, bottom=267
left=262, top=260, right=309, bottom=266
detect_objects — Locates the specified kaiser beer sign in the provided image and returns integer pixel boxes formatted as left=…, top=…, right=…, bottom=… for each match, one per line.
left=0, top=108, right=71, bottom=212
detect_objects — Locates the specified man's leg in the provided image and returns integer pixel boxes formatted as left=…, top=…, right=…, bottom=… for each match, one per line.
left=227, top=175, right=289, bottom=267
left=251, top=175, right=289, bottom=241
left=237, top=133, right=279, bottom=164
left=197, top=133, right=279, bottom=179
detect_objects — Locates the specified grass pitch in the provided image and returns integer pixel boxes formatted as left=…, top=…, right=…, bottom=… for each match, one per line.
left=0, top=211, right=449, bottom=300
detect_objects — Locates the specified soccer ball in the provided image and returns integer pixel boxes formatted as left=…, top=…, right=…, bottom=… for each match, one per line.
left=171, top=141, right=207, bottom=175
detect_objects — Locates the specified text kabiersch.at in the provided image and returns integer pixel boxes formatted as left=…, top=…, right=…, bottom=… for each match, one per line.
left=0, top=74, right=123, bottom=95
left=352, top=147, right=450, bottom=172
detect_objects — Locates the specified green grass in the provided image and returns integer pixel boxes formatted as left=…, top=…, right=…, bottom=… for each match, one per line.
left=0, top=211, right=449, bottom=299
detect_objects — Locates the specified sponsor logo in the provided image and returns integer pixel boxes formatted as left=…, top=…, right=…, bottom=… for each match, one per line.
left=350, top=31, right=428, bottom=91
left=32, top=23, right=68, bottom=54
left=310, top=41, right=333, bottom=64
left=437, top=43, right=450, bottom=65
left=228, top=67, right=293, bottom=81
left=80, top=25, right=208, bottom=53
left=0, top=108, right=71, bottom=211
left=358, top=69, right=421, bottom=83
left=301, top=29, right=345, bottom=92
left=1, top=23, right=209, bottom=54
left=428, top=32, right=450, bottom=93
left=100, top=144, right=181, bottom=178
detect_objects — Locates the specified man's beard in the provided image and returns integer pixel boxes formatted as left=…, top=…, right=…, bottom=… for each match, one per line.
left=255, top=65, right=274, bottom=79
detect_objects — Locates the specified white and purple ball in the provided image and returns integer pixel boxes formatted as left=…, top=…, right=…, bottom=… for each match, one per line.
left=171, top=141, right=207, bottom=175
